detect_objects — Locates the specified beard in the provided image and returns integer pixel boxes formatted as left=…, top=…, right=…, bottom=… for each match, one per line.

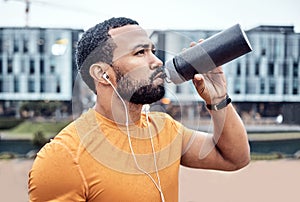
left=115, top=66, right=166, bottom=105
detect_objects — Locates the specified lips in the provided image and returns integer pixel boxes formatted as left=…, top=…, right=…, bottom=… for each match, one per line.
left=150, top=68, right=167, bottom=82
left=153, top=72, right=166, bottom=80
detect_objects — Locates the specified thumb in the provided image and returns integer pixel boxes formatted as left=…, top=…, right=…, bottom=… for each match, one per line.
left=193, top=74, right=205, bottom=94
left=193, top=74, right=204, bottom=85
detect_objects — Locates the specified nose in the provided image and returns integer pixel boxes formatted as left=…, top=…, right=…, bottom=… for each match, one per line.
left=149, top=53, right=163, bottom=70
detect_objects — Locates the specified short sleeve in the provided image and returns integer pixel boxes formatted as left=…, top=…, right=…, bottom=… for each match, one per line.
left=28, top=141, right=87, bottom=202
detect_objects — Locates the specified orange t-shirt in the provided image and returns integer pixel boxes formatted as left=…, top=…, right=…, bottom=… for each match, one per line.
left=28, top=109, right=193, bottom=201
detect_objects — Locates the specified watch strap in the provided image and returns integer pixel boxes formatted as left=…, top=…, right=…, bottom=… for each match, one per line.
left=206, top=94, right=231, bottom=111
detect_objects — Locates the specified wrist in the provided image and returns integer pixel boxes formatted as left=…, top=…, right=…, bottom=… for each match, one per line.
left=206, top=94, right=231, bottom=111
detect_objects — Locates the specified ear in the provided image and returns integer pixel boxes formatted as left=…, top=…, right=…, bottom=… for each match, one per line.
left=89, top=63, right=109, bottom=84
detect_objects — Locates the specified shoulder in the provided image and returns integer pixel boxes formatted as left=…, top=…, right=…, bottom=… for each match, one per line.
left=33, top=120, right=79, bottom=168
left=28, top=121, right=87, bottom=201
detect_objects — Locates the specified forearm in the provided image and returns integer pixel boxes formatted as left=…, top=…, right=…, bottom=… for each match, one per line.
left=209, top=103, right=250, bottom=170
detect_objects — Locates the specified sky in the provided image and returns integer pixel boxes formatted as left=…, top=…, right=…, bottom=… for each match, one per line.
left=0, top=0, right=299, bottom=32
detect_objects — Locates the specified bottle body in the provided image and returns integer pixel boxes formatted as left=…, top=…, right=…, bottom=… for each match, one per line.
left=165, top=24, right=252, bottom=84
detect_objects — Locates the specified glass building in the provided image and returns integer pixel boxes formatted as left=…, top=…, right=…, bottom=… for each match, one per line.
left=150, top=25, right=300, bottom=124
left=0, top=27, right=83, bottom=116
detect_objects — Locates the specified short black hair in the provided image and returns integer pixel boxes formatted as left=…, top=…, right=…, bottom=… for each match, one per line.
left=75, top=17, right=139, bottom=93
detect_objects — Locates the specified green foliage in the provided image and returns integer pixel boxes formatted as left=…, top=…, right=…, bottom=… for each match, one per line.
left=9, top=120, right=70, bottom=136
left=32, top=131, right=49, bottom=147
left=0, top=152, right=17, bottom=159
left=251, top=152, right=285, bottom=160
left=19, top=101, right=63, bottom=117
left=0, top=117, right=24, bottom=129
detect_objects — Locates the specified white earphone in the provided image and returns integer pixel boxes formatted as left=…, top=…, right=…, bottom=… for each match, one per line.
left=102, top=72, right=110, bottom=81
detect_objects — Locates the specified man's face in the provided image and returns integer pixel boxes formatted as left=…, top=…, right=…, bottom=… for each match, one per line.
left=108, top=25, right=166, bottom=104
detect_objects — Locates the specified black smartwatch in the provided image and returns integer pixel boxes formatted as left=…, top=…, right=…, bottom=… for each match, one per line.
left=206, top=94, right=231, bottom=111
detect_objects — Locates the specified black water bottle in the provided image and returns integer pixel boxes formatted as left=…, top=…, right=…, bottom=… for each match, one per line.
left=165, top=24, right=252, bottom=84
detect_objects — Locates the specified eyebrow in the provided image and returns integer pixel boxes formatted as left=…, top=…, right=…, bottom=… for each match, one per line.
left=132, top=43, right=156, bottom=50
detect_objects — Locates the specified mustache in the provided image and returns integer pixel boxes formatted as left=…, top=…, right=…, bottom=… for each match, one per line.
left=149, top=66, right=167, bottom=82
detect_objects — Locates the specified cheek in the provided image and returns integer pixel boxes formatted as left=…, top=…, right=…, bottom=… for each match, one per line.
left=123, top=65, right=151, bottom=80
left=127, top=66, right=151, bottom=81
left=116, top=60, right=151, bottom=81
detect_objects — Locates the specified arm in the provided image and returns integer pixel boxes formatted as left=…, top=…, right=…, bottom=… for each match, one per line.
left=180, top=41, right=250, bottom=170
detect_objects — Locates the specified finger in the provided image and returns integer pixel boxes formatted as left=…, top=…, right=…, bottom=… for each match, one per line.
left=192, top=74, right=205, bottom=87
left=193, top=74, right=206, bottom=96
left=190, top=41, right=197, bottom=47
left=198, top=38, right=204, bottom=43
left=193, top=74, right=204, bottom=81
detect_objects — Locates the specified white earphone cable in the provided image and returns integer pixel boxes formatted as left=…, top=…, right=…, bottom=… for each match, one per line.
left=145, top=107, right=165, bottom=202
left=105, top=78, right=165, bottom=202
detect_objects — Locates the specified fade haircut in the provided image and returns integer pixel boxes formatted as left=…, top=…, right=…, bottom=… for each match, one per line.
left=75, top=17, right=139, bottom=93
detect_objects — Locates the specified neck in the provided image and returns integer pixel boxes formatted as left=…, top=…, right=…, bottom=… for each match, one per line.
left=94, top=93, right=143, bottom=125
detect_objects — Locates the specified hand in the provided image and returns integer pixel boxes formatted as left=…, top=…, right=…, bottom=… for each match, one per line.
left=190, top=40, right=227, bottom=104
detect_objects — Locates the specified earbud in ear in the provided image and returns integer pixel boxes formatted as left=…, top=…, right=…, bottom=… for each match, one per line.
left=103, top=72, right=110, bottom=81
left=143, top=104, right=150, bottom=113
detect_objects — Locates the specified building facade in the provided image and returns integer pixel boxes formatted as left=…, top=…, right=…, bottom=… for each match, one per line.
left=150, top=25, right=300, bottom=124
left=1, top=25, right=299, bottom=124
left=0, top=27, right=83, bottom=116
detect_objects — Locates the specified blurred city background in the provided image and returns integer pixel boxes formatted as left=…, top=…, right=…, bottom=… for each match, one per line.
left=0, top=0, right=300, bottom=202
left=0, top=0, right=300, bottom=158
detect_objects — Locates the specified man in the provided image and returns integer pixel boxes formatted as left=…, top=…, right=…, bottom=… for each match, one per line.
left=28, top=17, right=250, bottom=202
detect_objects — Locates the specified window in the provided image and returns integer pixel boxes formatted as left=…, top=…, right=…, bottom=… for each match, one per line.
left=261, top=48, right=266, bottom=56
left=269, top=79, right=276, bottom=94
left=283, top=81, right=289, bottom=94
left=7, top=58, right=13, bottom=74
left=293, top=62, right=298, bottom=78
left=0, top=34, right=3, bottom=53
left=255, top=61, right=259, bottom=76
left=40, top=79, right=45, bottom=93
left=293, top=79, right=298, bottom=95
left=245, top=61, right=249, bottom=76
left=40, top=59, right=44, bottom=74
left=20, top=58, right=25, bottom=73
left=28, top=79, right=35, bottom=93
left=23, top=38, right=29, bottom=53
left=292, top=88, right=298, bottom=95
left=283, top=61, right=288, bottom=77
left=56, top=77, right=61, bottom=93
left=38, top=31, right=45, bottom=53
left=236, top=62, right=241, bottom=76
left=245, top=81, right=251, bottom=94
left=50, top=58, right=56, bottom=73
left=260, top=79, right=265, bottom=94
left=13, top=37, right=19, bottom=53
left=0, top=79, right=2, bottom=92
left=14, top=76, right=19, bottom=92
left=29, top=59, right=35, bottom=74
left=268, top=62, right=274, bottom=76
left=50, top=65, right=55, bottom=73
left=0, top=58, right=2, bottom=74
left=38, top=39, right=45, bottom=53
left=56, top=83, right=61, bottom=93
left=234, top=79, right=241, bottom=94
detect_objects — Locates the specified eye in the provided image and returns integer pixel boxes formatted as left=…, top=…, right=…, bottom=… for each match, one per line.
left=134, top=49, right=145, bottom=56
left=151, top=49, right=156, bottom=54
